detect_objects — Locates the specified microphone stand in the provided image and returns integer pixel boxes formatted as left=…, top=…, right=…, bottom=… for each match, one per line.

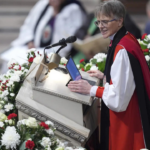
left=56, top=43, right=67, bottom=54
left=44, top=43, right=67, bottom=63
left=43, top=43, right=67, bottom=75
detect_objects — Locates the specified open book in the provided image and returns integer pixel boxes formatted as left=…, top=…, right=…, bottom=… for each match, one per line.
left=73, top=34, right=110, bottom=54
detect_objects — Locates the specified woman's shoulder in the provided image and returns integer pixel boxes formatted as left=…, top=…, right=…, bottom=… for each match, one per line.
left=33, top=0, right=49, bottom=9
left=62, top=3, right=83, bottom=13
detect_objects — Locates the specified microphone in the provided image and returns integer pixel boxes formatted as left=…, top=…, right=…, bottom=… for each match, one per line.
left=45, top=36, right=77, bottom=49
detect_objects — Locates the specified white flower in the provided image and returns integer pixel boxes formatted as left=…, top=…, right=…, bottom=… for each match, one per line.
left=41, top=137, right=51, bottom=147
left=13, top=65, right=19, bottom=70
left=4, top=103, right=14, bottom=112
left=29, top=48, right=36, bottom=52
left=97, top=58, right=103, bottom=62
left=89, top=58, right=94, bottom=63
left=84, top=63, right=92, bottom=70
left=55, top=147, right=64, bottom=150
left=58, top=142, right=65, bottom=148
left=6, top=81, right=14, bottom=87
left=137, top=39, right=141, bottom=43
left=56, top=139, right=60, bottom=144
left=7, top=59, right=18, bottom=68
left=145, top=55, right=150, bottom=61
left=10, top=93, right=15, bottom=97
left=33, top=55, right=41, bottom=64
left=74, top=148, right=85, bottom=150
left=93, top=53, right=107, bottom=60
left=10, top=74, right=20, bottom=82
left=27, top=48, right=36, bottom=54
left=15, top=71, right=23, bottom=76
left=139, top=40, right=148, bottom=46
left=90, top=65, right=98, bottom=71
left=0, top=109, right=5, bottom=114
left=61, top=57, right=68, bottom=64
left=45, top=128, right=54, bottom=135
left=0, top=121, right=4, bottom=127
left=28, top=138, right=32, bottom=141
left=0, top=101, right=4, bottom=104
left=26, top=117, right=38, bottom=128
left=147, top=34, right=150, bottom=40
left=65, top=147, right=74, bottom=150
left=3, top=97, right=8, bottom=101
left=23, top=69, right=29, bottom=74
left=1, top=90, right=9, bottom=98
left=8, top=119, right=13, bottom=125
left=147, top=43, right=150, bottom=49
left=17, top=119, right=27, bottom=127
left=76, top=64, right=80, bottom=69
left=1, top=126, right=20, bottom=149
left=45, top=120, right=54, bottom=127
left=21, top=67, right=25, bottom=70
left=45, top=145, right=52, bottom=150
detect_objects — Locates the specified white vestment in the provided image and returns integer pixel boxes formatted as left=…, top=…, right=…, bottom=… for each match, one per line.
left=1, top=0, right=85, bottom=66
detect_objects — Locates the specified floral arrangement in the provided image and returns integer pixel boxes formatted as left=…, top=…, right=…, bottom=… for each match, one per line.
left=0, top=59, right=29, bottom=117
left=77, top=53, right=107, bottom=72
left=60, top=57, right=68, bottom=66
left=59, top=53, right=107, bottom=73
left=0, top=49, right=85, bottom=150
left=0, top=115, right=84, bottom=150
left=138, top=33, right=150, bottom=68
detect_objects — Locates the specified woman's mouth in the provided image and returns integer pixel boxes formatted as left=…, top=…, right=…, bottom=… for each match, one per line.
left=101, top=30, right=107, bottom=35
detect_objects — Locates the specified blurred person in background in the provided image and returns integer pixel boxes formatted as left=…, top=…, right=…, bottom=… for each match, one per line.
left=145, top=0, right=150, bottom=34
left=1, top=0, right=86, bottom=66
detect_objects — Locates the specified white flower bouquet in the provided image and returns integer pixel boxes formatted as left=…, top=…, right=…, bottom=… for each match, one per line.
left=0, top=115, right=85, bottom=150
left=138, top=33, right=150, bottom=68
left=77, top=53, right=107, bottom=72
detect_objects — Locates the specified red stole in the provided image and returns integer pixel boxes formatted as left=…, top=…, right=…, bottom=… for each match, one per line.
left=108, top=42, right=145, bottom=150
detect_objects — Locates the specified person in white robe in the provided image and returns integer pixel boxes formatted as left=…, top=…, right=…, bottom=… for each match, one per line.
left=0, top=0, right=86, bottom=72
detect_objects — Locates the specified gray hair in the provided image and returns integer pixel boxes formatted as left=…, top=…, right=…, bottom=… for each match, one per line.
left=95, top=0, right=126, bottom=21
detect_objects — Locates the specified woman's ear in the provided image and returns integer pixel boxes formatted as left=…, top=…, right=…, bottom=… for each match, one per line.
left=118, top=18, right=123, bottom=27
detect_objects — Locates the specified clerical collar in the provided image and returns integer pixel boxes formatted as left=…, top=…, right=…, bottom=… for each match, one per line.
left=109, top=33, right=116, bottom=40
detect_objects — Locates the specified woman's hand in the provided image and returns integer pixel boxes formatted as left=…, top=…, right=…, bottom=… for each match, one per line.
left=68, top=79, right=92, bottom=95
left=87, top=70, right=104, bottom=79
left=27, top=41, right=35, bottom=49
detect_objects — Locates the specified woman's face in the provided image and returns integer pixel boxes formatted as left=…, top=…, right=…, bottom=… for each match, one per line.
left=97, top=14, right=123, bottom=38
left=49, top=0, right=65, bottom=7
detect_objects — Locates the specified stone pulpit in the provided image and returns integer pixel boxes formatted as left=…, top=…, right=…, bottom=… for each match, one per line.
left=16, top=57, right=100, bottom=146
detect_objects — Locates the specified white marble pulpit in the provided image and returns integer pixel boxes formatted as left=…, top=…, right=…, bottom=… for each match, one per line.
left=16, top=58, right=100, bottom=146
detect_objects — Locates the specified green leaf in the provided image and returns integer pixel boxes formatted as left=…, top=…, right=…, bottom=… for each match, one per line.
left=80, top=64, right=84, bottom=68
left=25, top=133, right=32, bottom=140
left=84, top=65, right=91, bottom=72
left=91, top=59, right=97, bottom=64
left=19, top=141, right=26, bottom=150
left=141, top=44, right=148, bottom=50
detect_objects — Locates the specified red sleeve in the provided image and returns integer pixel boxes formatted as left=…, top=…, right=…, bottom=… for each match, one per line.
left=96, top=87, right=104, bottom=98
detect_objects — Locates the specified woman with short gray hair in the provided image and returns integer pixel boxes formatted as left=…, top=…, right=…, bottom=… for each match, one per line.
left=95, top=0, right=126, bottom=22
left=68, top=0, right=150, bottom=150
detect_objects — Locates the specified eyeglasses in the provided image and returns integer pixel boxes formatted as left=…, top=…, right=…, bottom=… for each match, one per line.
left=94, top=19, right=117, bottom=27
